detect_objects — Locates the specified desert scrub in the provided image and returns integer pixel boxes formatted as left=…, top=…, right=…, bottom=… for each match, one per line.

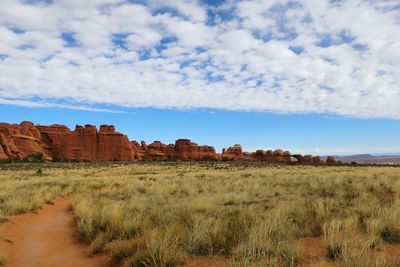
left=232, top=210, right=302, bottom=266
left=1, top=163, right=400, bottom=266
left=0, top=253, right=5, bottom=266
left=144, top=224, right=187, bottom=266
left=339, top=241, right=400, bottom=267
left=323, top=217, right=360, bottom=260
left=103, top=224, right=186, bottom=267
left=376, top=202, right=400, bottom=244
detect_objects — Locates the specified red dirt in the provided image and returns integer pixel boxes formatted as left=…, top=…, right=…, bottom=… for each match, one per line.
left=297, top=236, right=400, bottom=266
left=372, top=242, right=400, bottom=258
left=297, top=236, right=338, bottom=267
left=183, top=256, right=229, bottom=267
left=0, top=198, right=108, bottom=267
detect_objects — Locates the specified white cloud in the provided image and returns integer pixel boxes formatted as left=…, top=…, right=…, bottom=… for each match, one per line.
left=148, top=0, right=207, bottom=22
left=0, top=0, right=399, bottom=118
left=162, top=16, right=215, bottom=48
left=0, top=98, right=121, bottom=113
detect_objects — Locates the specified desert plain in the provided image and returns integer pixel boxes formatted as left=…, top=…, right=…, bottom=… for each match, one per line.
left=0, top=162, right=400, bottom=267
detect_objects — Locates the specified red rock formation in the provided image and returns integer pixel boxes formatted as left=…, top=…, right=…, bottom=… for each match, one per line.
left=302, top=155, right=314, bottom=163
left=166, top=144, right=175, bottom=157
left=312, top=156, right=323, bottom=164
left=0, top=135, right=7, bottom=159
left=146, top=141, right=168, bottom=160
left=130, top=141, right=145, bottom=160
left=0, top=121, right=331, bottom=164
left=222, top=146, right=292, bottom=162
left=0, top=122, right=43, bottom=159
left=326, top=156, right=337, bottom=164
left=221, top=144, right=243, bottom=160
left=138, top=139, right=219, bottom=160
left=269, top=149, right=291, bottom=162
left=198, top=145, right=218, bottom=160
left=293, top=154, right=322, bottom=164
left=174, top=139, right=193, bottom=160
left=0, top=122, right=135, bottom=161
left=141, top=141, right=147, bottom=150
left=97, top=125, right=135, bottom=161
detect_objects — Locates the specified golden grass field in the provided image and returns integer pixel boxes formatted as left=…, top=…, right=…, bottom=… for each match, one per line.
left=1, top=162, right=400, bottom=266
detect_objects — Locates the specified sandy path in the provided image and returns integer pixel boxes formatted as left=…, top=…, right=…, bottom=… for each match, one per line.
left=184, top=257, right=228, bottom=267
left=0, top=198, right=108, bottom=267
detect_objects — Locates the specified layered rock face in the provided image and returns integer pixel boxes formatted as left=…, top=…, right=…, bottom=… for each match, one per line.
left=222, top=145, right=292, bottom=162
left=0, top=121, right=336, bottom=164
left=134, top=139, right=219, bottom=160
left=0, top=122, right=135, bottom=161
left=0, top=121, right=44, bottom=159
left=174, top=139, right=218, bottom=160
left=252, top=149, right=292, bottom=162
left=222, top=144, right=244, bottom=159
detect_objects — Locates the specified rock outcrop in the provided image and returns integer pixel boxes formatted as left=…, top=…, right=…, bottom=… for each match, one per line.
left=326, top=156, right=337, bottom=164
left=0, top=121, right=43, bottom=159
left=136, top=139, right=219, bottom=161
left=221, top=146, right=292, bottom=162
left=221, top=144, right=244, bottom=159
left=0, top=122, right=135, bottom=161
left=291, top=154, right=325, bottom=164
left=173, top=139, right=218, bottom=160
left=0, top=121, right=336, bottom=164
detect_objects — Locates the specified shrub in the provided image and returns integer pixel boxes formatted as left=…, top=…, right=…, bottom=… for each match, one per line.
left=327, top=244, right=342, bottom=260
left=340, top=242, right=400, bottom=267
left=88, top=232, right=114, bottom=255
left=380, top=227, right=400, bottom=243
left=323, top=218, right=358, bottom=261
left=32, top=152, right=44, bottom=161
left=23, top=152, right=45, bottom=163
left=276, top=241, right=302, bottom=267
left=184, top=217, right=214, bottom=255
left=52, top=154, right=63, bottom=162
left=105, top=236, right=146, bottom=264
left=232, top=211, right=301, bottom=266
left=0, top=158, right=12, bottom=163
left=145, top=224, right=186, bottom=267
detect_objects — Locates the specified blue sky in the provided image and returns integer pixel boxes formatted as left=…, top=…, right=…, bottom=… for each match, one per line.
left=0, top=0, right=399, bottom=155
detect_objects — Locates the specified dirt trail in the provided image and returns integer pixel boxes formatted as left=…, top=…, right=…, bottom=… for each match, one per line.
left=0, top=198, right=108, bottom=267
left=184, top=257, right=229, bottom=267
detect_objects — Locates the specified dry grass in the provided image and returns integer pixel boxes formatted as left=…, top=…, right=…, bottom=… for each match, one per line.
left=0, top=162, right=400, bottom=266
left=0, top=253, right=5, bottom=266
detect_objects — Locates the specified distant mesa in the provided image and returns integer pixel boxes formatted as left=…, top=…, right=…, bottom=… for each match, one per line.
left=0, top=121, right=336, bottom=164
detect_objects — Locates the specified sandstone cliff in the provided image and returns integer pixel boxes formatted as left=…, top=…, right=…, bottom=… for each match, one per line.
left=0, top=122, right=135, bottom=161
left=0, top=121, right=336, bottom=164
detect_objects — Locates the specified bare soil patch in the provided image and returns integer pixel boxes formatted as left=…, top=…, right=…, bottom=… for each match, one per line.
left=0, top=198, right=108, bottom=267
left=183, top=256, right=229, bottom=267
left=297, top=237, right=339, bottom=267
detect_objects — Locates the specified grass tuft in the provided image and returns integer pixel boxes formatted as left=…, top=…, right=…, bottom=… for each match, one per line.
left=0, top=253, right=5, bottom=266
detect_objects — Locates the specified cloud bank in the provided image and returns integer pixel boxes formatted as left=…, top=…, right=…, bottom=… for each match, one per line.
left=0, top=0, right=399, bottom=118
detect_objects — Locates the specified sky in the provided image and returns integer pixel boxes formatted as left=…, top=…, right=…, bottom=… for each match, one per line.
left=0, top=0, right=399, bottom=155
